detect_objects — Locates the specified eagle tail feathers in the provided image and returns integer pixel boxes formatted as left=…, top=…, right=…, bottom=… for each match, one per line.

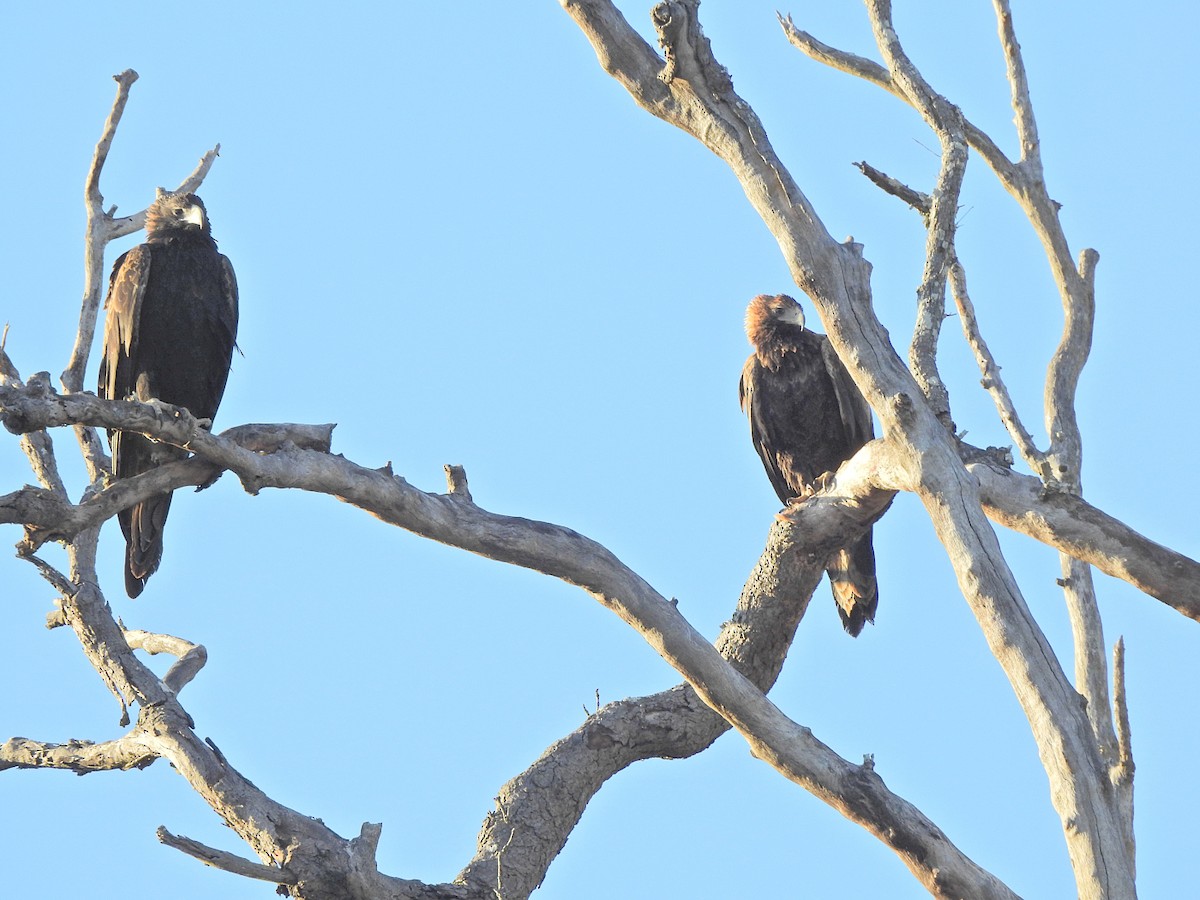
left=122, top=493, right=172, bottom=598
left=826, top=532, right=878, bottom=638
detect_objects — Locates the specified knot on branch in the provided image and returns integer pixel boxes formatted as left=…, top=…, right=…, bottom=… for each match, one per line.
left=956, top=442, right=1014, bottom=471
left=0, top=376, right=54, bottom=435
left=444, top=464, right=473, bottom=503
left=652, top=0, right=733, bottom=95
left=891, top=392, right=915, bottom=424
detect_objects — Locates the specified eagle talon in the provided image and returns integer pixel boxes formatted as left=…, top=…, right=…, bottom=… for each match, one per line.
left=813, top=471, right=837, bottom=494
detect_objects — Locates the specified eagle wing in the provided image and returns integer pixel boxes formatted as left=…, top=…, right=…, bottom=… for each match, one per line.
left=220, top=254, right=239, bottom=324
left=740, top=354, right=801, bottom=503
left=217, top=252, right=240, bottom=381
left=818, top=337, right=874, bottom=451
left=98, top=245, right=152, bottom=406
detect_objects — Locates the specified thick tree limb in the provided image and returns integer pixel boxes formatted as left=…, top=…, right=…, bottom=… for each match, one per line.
left=459, top=454, right=887, bottom=895
left=971, top=463, right=1200, bottom=620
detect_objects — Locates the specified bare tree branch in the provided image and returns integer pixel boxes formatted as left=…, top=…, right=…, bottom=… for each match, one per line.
left=993, top=0, right=1041, bottom=169
left=1, top=421, right=334, bottom=554
left=123, top=629, right=207, bottom=695
left=156, top=827, right=298, bottom=885
left=949, top=261, right=1048, bottom=473
left=865, top=0, right=965, bottom=428
left=854, top=159, right=931, bottom=215
left=0, top=734, right=157, bottom=774
left=64, top=69, right=141, bottom=401
left=0, top=351, right=69, bottom=498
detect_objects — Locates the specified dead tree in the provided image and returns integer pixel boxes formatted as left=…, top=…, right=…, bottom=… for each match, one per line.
left=1, top=5, right=1196, bottom=898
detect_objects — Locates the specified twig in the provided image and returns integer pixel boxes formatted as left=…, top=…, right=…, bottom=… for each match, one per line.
left=123, top=629, right=208, bottom=695
left=156, top=827, right=298, bottom=885
left=948, top=261, right=1047, bottom=474
left=854, top=161, right=930, bottom=216
left=1111, top=637, right=1136, bottom=866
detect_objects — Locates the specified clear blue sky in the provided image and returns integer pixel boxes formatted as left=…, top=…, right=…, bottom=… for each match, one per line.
left=1, top=3, right=1196, bottom=898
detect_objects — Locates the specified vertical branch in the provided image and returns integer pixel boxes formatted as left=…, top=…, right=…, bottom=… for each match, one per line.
left=990, top=3, right=1121, bottom=858
left=1043, top=248, right=1097, bottom=489
left=66, top=70, right=139, bottom=483
left=993, top=0, right=1041, bottom=169
left=1111, top=637, right=1135, bottom=869
left=1059, top=557, right=1117, bottom=760
left=865, top=0, right=965, bottom=431
left=64, top=69, right=139, bottom=397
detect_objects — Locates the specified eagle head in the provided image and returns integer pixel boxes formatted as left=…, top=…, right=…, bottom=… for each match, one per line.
left=145, top=191, right=211, bottom=240
left=745, top=293, right=805, bottom=354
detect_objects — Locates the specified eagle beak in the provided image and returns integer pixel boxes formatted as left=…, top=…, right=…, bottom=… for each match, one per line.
left=182, top=205, right=206, bottom=229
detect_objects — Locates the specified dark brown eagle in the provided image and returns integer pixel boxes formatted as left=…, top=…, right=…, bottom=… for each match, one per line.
left=738, top=293, right=878, bottom=635
left=98, top=191, right=239, bottom=598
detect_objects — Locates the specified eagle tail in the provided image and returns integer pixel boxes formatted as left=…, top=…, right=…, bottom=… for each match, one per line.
left=827, top=529, right=878, bottom=637
left=119, top=493, right=173, bottom=599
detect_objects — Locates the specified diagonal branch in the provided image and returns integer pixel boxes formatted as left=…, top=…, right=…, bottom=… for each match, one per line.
left=949, top=261, right=1048, bottom=473
left=156, top=827, right=298, bottom=885
left=969, top=462, right=1200, bottom=620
